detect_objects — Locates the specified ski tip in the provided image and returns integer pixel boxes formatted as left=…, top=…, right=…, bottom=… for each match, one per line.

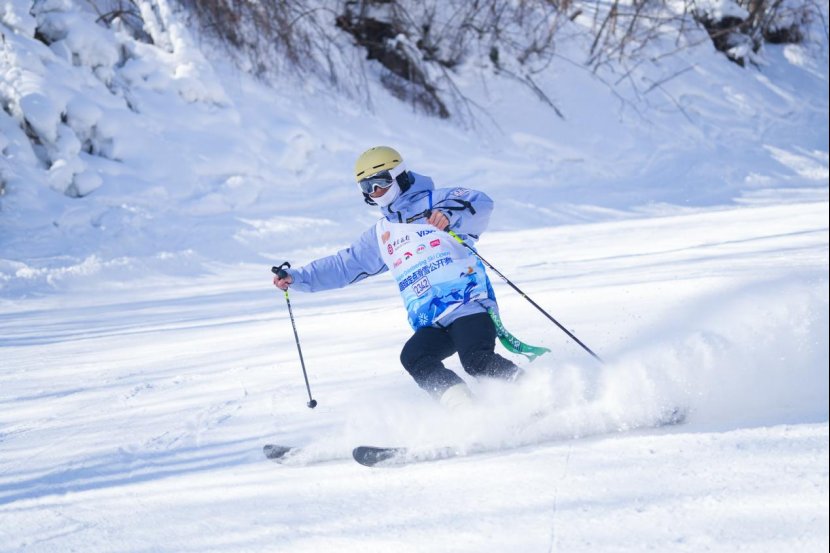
left=352, top=445, right=407, bottom=467
left=263, top=444, right=294, bottom=461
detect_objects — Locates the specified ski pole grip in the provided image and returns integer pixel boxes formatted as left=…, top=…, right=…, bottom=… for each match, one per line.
left=271, top=262, right=291, bottom=280
left=405, top=209, right=432, bottom=224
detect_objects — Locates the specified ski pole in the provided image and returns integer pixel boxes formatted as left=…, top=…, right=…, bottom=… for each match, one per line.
left=406, top=209, right=603, bottom=364
left=447, top=230, right=604, bottom=364
left=272, top=262, right=317, bottom=408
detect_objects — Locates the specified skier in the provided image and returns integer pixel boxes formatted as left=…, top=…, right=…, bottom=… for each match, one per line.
left=273, top=146, right=521, bottom=409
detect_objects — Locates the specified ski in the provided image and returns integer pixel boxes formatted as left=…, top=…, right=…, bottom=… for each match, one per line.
left=270, top=407, right=688, bottom=467
left=352, top=446, right=407, bottom=466
left=263, top=444, right=296, bottom=461
left=262, top=444, right=349, bottom=465
left=352, top=445, right=464, bottom=467
left=352, top=406, right=688, bottom=468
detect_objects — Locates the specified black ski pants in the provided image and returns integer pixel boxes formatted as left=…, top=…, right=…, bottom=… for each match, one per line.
left=400, top=312, right=520, bottom=397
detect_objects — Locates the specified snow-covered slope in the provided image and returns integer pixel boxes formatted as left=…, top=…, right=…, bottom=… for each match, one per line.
left=1, top=199, right=827, bottom=552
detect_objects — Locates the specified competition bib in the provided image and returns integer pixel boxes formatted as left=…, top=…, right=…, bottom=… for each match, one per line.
left=376, top=219, right=493, bottom=330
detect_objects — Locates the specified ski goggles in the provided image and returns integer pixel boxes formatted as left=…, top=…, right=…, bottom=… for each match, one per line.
left=357, top=170, right=396, bottom=195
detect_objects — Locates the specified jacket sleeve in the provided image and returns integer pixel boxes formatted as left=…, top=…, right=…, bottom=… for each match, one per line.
left=431, top=187, right=494, bottom=242
left=285, top=225, right=387, bottom=293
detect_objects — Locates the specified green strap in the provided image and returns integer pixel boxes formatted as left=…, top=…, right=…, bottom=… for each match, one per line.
left=487, top=308, right=551, bottom=362
left=448, top=229, right=550, bottom=361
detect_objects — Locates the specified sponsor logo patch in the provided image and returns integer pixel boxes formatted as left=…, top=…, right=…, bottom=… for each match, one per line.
left=392, top=235, right=410, bottom=249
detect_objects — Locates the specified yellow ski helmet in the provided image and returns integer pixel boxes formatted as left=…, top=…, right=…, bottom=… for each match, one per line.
left=354, top=146, right=403, bottom=182
left=354, top=146, right=412, bottom=206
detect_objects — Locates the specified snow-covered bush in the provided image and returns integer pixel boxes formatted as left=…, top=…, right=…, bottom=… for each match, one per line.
left=178, top=0, right=824, bottom=122
left=0, top=0, right=227, bottom=198
left=177, top=0, right=579, bottom=122
left=692, top=0, right=822, bottom=66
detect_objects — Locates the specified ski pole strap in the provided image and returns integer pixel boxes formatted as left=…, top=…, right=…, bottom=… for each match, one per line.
left=487, top=308, right=551, bottom=362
